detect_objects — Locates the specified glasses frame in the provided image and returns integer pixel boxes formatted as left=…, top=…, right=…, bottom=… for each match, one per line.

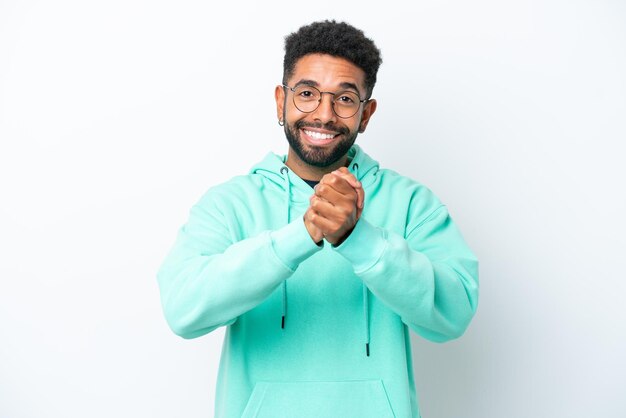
left=282, top=84, right=369, bottom=119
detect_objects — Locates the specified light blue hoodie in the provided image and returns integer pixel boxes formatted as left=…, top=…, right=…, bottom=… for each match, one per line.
left=157, top=144, right=479, bottom=418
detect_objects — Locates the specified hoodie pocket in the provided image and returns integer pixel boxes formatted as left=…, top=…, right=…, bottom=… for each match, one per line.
left=241, top=379, right=395, bottom=418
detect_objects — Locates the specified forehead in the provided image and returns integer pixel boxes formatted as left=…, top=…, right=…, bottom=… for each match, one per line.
left=288, top=53, right=366, bottom=93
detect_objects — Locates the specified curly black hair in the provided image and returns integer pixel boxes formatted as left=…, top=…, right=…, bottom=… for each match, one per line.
left=283, top=20, right=382, bottom=99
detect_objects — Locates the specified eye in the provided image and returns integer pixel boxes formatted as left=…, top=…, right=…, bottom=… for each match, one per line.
left=295, top=86, right=319, bottom=100
left=335, top=92, right=358, bottom=105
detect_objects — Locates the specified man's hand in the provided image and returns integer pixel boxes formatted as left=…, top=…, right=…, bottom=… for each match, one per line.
left=304, top=168, right=364, bottom=246
left=303, top=213, right=324, bottom=244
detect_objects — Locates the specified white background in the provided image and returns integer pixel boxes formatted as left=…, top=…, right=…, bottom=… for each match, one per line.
left=1, top=1, right=625, bottom=417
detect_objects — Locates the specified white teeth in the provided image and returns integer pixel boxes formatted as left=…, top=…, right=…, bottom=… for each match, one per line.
left=304, top=130, right=336, bottom=140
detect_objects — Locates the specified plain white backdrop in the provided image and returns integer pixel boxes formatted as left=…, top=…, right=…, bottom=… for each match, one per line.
left=1, top=0, right=625, bottom=417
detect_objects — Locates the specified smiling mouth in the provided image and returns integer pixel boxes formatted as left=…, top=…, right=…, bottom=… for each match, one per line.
left=300, top=128, right=340, bottom=145
left=303, top=129, right=337, bottom=139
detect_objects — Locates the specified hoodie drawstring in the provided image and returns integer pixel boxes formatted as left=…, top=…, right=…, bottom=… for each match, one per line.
left=352, top=162, right=370, bottom=357
left=280, top=166, right=291, bottom=329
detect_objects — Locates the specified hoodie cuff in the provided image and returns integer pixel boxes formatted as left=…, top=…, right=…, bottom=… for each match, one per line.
left=331, top=218, right=387, bottom=273
left=270, top=217, right=324, bottom=271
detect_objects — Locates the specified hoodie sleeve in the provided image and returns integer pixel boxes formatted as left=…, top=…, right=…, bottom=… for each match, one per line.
left=156, top=190, right=323, bottom=339
left=331, top=199, right=479, bottom=343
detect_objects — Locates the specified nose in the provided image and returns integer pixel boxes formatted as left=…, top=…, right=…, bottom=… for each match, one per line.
left=312, top=92, right=337, bottom=124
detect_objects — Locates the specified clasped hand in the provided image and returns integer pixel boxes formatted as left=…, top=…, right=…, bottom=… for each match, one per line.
left=304, top=167, right=364, bottom=246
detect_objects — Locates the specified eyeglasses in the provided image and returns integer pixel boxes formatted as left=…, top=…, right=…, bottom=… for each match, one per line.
left=282, top=84, right=368, bottom=119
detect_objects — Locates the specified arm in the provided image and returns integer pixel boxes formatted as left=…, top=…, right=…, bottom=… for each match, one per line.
left=156, top=190, right=323, bottom=339
left=332, top=204, right=479, bottom=343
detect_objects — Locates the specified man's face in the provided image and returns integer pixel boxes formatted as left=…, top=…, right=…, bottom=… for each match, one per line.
left=275, top=53, right=377, bottom=168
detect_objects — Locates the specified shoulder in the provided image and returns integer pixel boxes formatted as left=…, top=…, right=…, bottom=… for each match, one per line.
left=377, top=168, right=442, bottom=203
left=194, top=174, right=262, bottom=211
left=374, top=168, right=446, bottom=222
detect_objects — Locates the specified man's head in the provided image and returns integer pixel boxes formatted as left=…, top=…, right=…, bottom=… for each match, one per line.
left=275, top=20, right=382, bottom=170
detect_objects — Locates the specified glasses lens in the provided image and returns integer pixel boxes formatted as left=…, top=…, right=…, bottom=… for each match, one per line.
left=333, top=91, right=361, bottom=118
left=292, top=85, right=321, bottom=113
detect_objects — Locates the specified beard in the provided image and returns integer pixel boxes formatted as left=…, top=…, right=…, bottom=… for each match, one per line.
left=284, top=119, right=358, bottom=168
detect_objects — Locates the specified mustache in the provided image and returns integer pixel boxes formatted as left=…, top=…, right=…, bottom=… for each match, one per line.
left=294, top=120, right=349, bottom=135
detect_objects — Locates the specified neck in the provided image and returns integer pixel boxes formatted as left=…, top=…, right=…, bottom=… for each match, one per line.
left=285, top=148, right=349, bottom=181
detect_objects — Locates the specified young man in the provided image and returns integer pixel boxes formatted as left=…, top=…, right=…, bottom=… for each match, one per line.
left=157, top=20, right=479, bottom=418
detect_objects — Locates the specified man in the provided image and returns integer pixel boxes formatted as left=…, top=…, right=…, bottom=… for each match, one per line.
left=157, top=20, right=479, bottom=418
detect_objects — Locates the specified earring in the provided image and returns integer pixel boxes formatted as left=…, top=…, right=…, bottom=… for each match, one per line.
left=278, top=119, right=284, bottom=126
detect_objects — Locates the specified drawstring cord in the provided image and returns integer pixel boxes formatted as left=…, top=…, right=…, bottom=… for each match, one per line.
left=364, top=285, right=370, bottom=356
left=280, top=166, right=290, bottom=329
left=352, top=162, right=370, bottom=357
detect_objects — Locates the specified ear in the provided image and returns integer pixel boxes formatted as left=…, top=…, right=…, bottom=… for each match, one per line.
left=275, top=85, right=285, bottom=122
left=358, top=99, right=377, bottom=133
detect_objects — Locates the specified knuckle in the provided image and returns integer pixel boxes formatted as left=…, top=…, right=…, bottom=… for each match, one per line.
left=322, top=173, right=333, bottom=182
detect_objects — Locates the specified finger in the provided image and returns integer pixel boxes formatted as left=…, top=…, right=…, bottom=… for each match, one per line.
left=318, top=172, right=357, bottom=196
left=332, top=169, right=361, bottom=189
left=304, top=209, right=324, bottom=241
left=310, top=187, right=332, bottom=207
left=314, top=182, right=356, bottom=207
left=310, top=195, right=350, bottom=222
left=356, top=186, right=364, bottom=210
left=307, top=206, right=339, bottom=235
left=330, top=171, right=363, bottom=209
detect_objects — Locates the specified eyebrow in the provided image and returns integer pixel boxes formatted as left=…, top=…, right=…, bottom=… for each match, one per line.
left=293, top=79, right=363, bottom=96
